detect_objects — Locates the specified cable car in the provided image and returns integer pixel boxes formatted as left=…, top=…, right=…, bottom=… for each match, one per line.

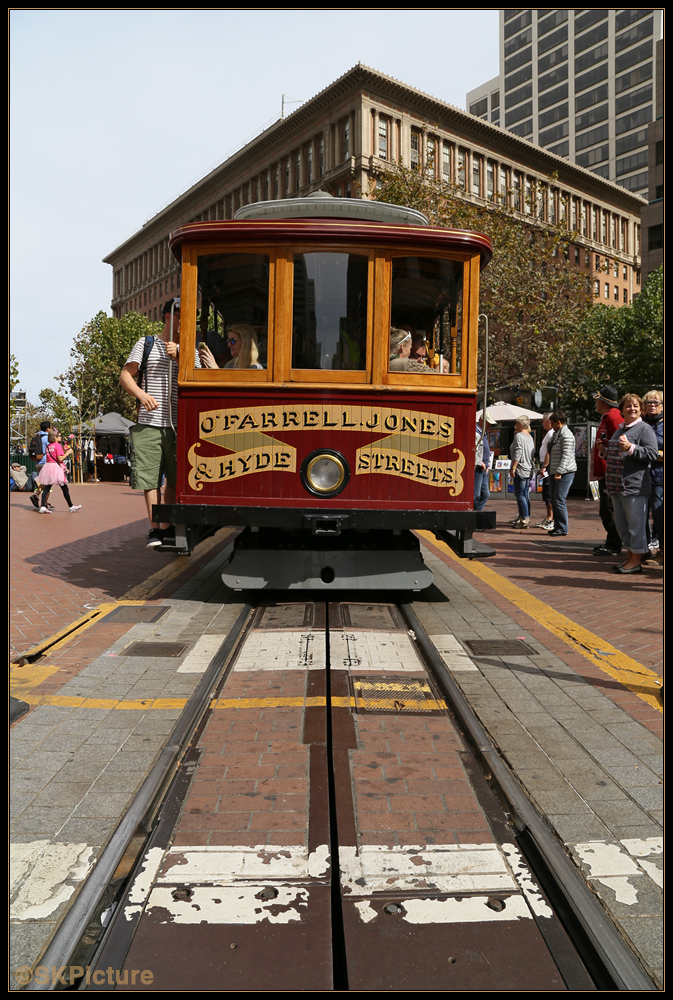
left=157, top=193, right=494, bottom=589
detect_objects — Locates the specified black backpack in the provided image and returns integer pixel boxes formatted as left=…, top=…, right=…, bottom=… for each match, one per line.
left=28, top=433, right=44, bottom=460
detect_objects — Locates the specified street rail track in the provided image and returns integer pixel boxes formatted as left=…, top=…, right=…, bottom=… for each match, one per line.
left=27, top=600, right=655, bottom=991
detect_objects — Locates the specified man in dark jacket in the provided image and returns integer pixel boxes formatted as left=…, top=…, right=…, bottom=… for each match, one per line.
left=592, top=386, right=623, bottom=555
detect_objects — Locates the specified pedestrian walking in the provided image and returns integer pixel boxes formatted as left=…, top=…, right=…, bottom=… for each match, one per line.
left=37, top=431, right=81, bottom=513
left=546, top=411, right=577, bottom=537
left=509, top=416, right=534, bottom=528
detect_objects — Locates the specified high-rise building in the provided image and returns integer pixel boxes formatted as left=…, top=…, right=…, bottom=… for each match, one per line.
left=467, top=10, right=663, bottom=197
left=640, top=39, right=663, bottom=281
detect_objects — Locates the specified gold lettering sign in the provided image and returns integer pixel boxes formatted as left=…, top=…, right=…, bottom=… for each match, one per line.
left=188, top=404, right=464, bottom=493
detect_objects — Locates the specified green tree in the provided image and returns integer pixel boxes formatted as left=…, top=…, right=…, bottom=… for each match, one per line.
left=36, top=388, right=79, bottom=436
left=61, top=311, right=162, bottom=422
left=372, top=161, right=592, bottom=393
left=557, top=266, right=663, bottom=419
left=10, top=353, right=20, bottom=394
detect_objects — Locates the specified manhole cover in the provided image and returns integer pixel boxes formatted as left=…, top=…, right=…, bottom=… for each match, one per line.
left=253, top=604, right=315, bottom=629
left=350, top=675, right=443, bottom=715
left=122, top=641, right=189, bottom=657
left=464, top=639, right=537, bottom=656
left=341, top=604, right=405, bottom=630
left=101, top=606, right=169, bottom=624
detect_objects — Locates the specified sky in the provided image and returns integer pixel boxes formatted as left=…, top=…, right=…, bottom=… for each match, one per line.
left=9, top=9, right=499, bottom=405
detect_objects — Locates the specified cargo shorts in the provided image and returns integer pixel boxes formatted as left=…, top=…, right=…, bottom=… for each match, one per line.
left=130, top=425, right=177, bottom=491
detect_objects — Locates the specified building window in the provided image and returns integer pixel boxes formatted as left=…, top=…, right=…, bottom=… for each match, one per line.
left=594, top=280, right=600, bottom=296
left=486, top=161, right=494, bottom=200
left=442, top=143, right=451, bottom=180
left=623, top=289, right=628, bottom=304
left=307, top=144, right=313, bottom=184
left=472, top=155, right=481, bottom=196
left=410, top=129, right=420, bottom=171
left=499, top=165, right=508, bottom=201
left=604, top=283, right=609, bottom=299
left=427, top=137, right=436, bottom=177
left=378, top=118, right=389, bottom=160
left=457, top=149, right=466, bottom=189
left=343, top=120, right=350, bottom=161
left=319, top=136, right=324, bottom=177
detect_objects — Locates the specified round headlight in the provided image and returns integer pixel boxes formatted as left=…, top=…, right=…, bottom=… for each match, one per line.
left=301, top=450, right=350, bottom=497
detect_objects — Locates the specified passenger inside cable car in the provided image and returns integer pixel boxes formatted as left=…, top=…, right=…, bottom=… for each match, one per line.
left=199, top=323, right=264, bottom=370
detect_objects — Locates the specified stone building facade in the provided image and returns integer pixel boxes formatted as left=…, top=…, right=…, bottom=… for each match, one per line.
left=104, top=63, right=646, bottom=320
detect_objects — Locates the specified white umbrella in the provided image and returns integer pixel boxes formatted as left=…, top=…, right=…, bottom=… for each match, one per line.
left=477, top=402, right=544, bottom=422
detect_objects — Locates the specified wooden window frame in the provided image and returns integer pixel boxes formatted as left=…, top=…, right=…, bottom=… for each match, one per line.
left=178, top=241, right=481, bottom=395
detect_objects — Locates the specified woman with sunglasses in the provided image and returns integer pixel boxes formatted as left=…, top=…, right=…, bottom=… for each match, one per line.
left=199, top=323, right=263, bottom=370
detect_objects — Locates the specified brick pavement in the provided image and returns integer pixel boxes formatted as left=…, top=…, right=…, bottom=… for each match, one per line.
left=471, top=491, right=663, bottom=678
left=11, top=484, right=154, bottom=659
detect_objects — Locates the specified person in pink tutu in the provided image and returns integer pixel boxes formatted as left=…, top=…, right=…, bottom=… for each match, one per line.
left=37, top=430, right=81, bottom=513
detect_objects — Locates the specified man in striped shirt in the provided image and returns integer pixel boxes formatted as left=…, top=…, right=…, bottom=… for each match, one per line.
left=120, top=298, right=187, bottom=548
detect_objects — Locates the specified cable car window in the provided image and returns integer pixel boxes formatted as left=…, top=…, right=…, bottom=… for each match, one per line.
left=195, top=253, right=269, bottom=370
left=389, top=257, right=463, bottom=374
left=292, top=252, right=368, bottom=370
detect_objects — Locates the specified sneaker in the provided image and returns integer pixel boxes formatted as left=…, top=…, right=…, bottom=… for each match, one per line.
left=30, top=494, right=40, bottom=510
left=39, top=507, right=51, bottom=514
left=69, top=505, right=82, bottom=512
left=513, top=517, right=529, bottom=528
left=147, top=528, right=164, bottom=548
left=593, top=545, right=621, bottom=556
left=540, top=519, right=555, bottom=531
left=158, top=526, right=176, bottom=546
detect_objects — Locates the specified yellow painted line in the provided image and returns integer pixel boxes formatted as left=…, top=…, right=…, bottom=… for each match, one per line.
left=15, top=691, right=445, bottom=713
left=17, top=693, right=190, bottom=711
left=418, top=531, right=662, bottom=713
left=10, top=603, right=118, bottom=666
left=211, top=696, right=353, bottom=710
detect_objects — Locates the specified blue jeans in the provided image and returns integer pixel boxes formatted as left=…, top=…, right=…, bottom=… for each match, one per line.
left=474, top=467, right=490, bottom=510
left=513, top=474, right=530, bottom=519
left=550, top=472, right=574, bottom=534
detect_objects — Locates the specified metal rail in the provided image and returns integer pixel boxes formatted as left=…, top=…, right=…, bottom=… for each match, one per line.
left=25, top=604, right=253, bottom=992
left=400, top=602, right=656, bottom=991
